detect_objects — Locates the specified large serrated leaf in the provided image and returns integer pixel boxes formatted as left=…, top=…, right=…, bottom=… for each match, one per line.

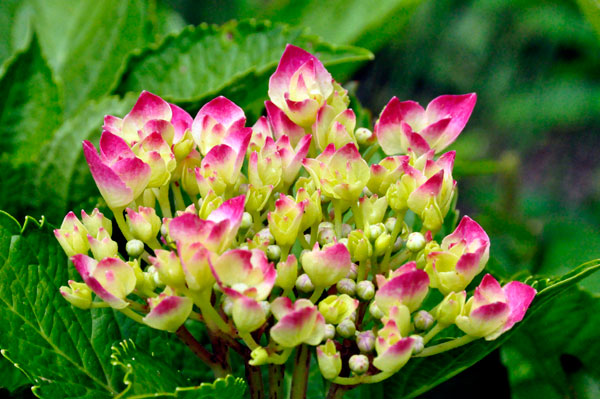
left=116, top=20, right=373, bottom=111
left=0, top=213, right=211, bottom=398
left=382, top=259, right=600, bottom=398
left=31, top=0, right=155, bottom=113
left=111, top=340, right=245, bottom=399
left=34, top=95, right=137, bottom=224
left=0, top=36, right=63, bottom=220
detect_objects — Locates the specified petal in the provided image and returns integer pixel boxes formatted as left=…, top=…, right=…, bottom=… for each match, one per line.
left=122, top=91, right=172, bottom=140
left=473, top=274, right=506, bottom=307
left=374, top=97, right=426, bottom=155
left=99, top=131, right=135, bottom=163
left=192, top=96, right=246, bottom=142
left=143, top=295, right=193, bottom=332
left=502, top=281, right=536, bottom=331
left=373, top=337, right=414, bottom=372
left=266, top=101, right=306, bottom=146
left=376, top=263, right=429, bottom=313
left=169, top=103, right=193, bottom=142
left=425, top=93, right=477, bottom=150
left=82, top=140, right=133, bottom=209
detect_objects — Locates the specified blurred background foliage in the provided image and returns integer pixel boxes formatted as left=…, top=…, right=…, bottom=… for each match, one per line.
left=1, top=0, right=599, bottom=398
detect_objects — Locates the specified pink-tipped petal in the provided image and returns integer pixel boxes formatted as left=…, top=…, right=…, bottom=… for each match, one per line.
left=169, top=103, right=193, bottom=142
left=265, top=101, right=306, bottom=146
left=502, top=281, right=536, bottom=331
left=425, top=93, right=477, bottom=149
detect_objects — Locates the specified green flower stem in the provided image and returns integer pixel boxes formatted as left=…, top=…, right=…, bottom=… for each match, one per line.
left=332, top=371, right=393, bottom=385
left=332, top=199, right=343, bottom=239
left=246, top=364, right=265, bottom=399
left=112, top=207, right=134, bottom=241
left=89, top=302, right=111, bottom=309
left=350, top=201, right=363, bottom=230
left=252, top=210, right=263, bottom=233
left=147, top=236, right=163, bottom=251
left=125, top=300, right=148, bottom=312
left=290, top=344, right=310, bottom=399
left=176, top=326, right=228, bottom=379
left=298, top=233, right=311, bottom=249
left=389, top=249, right=411, bottom=270
left=269, top=364, right=286, bottom=399
left=414, top=335, right=477, bottom=357
left=269, top=348, right=293, bottom=365
left=362, top=144, right=380, bottom=163
left=423, top=323, right=445, bottom=345
left=118, top=307, right=144, bottom=324
left=310, top=222, right=320, bottom=246
left=190, top=290, right=235, bottom=336
left=380, top=210, right=406, bottom=273
left=153, top=185, right=172, bottom=218
left=357, top=259, right=368, bottom=281
left=280, top=245, right=291, bottom=262
left=239, top=331, right=260, bottom=350
left=309, top=287, right=325, bottom=303
left=171, top=182, right=186, bottom=211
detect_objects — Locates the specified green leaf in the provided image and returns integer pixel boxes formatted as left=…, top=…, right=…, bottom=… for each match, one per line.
left=382, top=259, right=600, bottom=398
left=35, top=95, right=137, bottom=224
left=117, top=20, right=373, bottom=113
left=0, top=0, right=32, bottom=75
left=234, top=0, right=423, bottom=51
left=110, top=342, right=247, bottom=399
left=0, top=355, right=30, bottom=393
left=501, top=286, right=600, bottom=399
left=0, top=36, right=63, bottom=219
left=0, top=213, right=210, bottom=398
left=577, top=0, right=600, bottom=38
left=31, top=0, right=158, bottom=113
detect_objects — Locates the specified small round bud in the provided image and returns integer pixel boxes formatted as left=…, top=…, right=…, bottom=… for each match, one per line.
left=341, top=223, right=352, bottom=238
left=318, top=227, right=336, bottom=246
left=410, top=335, right=424, bottom=354
left=266, top=245, right=282, bottom=261
left=319, top=221, right=334, bottom=230
left=356, top=280, right=375, bottom=301
left=336, top=319, right=356, bottom=338
left=393, top=237, right=404, bottom=251
left=348, top=311, right=357, bottom=323
left=249, top=347, right=269, bottom=366
left=374, top=232, right=392, bottom=256
left=222, top=296, right=234, bottom=316
left=256, top=228, right=274, bottom=245
left=324, top=324, right=336, bottom=340
left=349, top=354, right=370, bottom=374
left=355, top=127, right=373, bottom=146
left=338, top=237, right=349, bottom=246
left=160, top=224, right=169, bottom=237
left=414, top=310, right=434, bottom=331
left=356, top=331, right=375, bottom=353
left=368, top=223, right=385, bottom=241
left=346, top=263, right=358, bottom=280
left=406, top=232, right=426, bottom=252
left=241, top=212, right=253, bottom=230
left=296, top=274, right=315, bottom=293
left=126, top=239, right=145, bottom=258
left=336, top=278, right=356, bottom=296
left=384, top=217, right=397, bottom=233
left=369, top=302, right=384, bottom=319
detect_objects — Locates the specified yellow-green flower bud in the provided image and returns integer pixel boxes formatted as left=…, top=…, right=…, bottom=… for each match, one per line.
left=276, top=255, right=298, bottom=291
left=384, top=217, right=397, bottom=233
left=355, top=127, right=373, bottom=146
left=249, top=347, right=269, bottom=366
left=414, top=310, right=434, bottom=331
left=336, top=318, right=356, bottom=338
left=240, top=212, right=253, bottom=230
left=336, top=278, right=356, bottom=296
left=126, top=239, right=145, bottom=258
left=435, top=291, right=467, bottom=326
left=368, top=223, right=386, bottom=241
left=296, top=274, right=314, bottom=293
left=88, top=228, right=118, bottom=260
left=406, top=232, right=426, bottom=252
left=319, top=294, right=359, bottom=325
left=324, top=324, right=336, bottom=340
left=369, top=302, right=384, bottom=319
left=347, top=230, right=372, bottom=262
left=356, top=280, right=375, bottom=301
left=267, top=245, right=281, bottom=261
left=411, top=335, right=424, bottom=354
left=59, top=280, right=92, bottom=309
left=316, top=340, right=342, bottom=380
left=81, top=208, right=112, bottom=237
left=349, top=354, right=369, bottom=374
left=374, top=232, right=392, bottom=257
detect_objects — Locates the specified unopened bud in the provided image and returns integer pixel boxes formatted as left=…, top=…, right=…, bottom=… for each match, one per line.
left=356, top=330, right=376, bottom=353
left=249, top=347, right=269, bottom=366
left=384, top=217, right=397, bottom=233
left=406, top=232, right=426, bottom=252
left=436, top=291, right=467, bottom=326
left=59, top=280, right=92, bottom=309
left=241, top=212, right=253, bottom=230
left=369, top=302, right=384, bottom=319
left=374, top=232, right=392, bottom=256
left=336, top=318, right=356, bottom=338
left=414, top=310, right=434, bottom=331
left=355, top=127, right=373, bottom=146
left=126, top=239, right=145, bottom=258
left=318, top=227, right=336, bottom=246
left=324, top=324, right=336, bottom=340
left=267, top=245, right=281, bottom=261
left=356, top=280, right=375, bottom=300
left=368, top=223, right=385, bottom=241
left=336, top=278, right=356, bottom=296
left=276, top=255, right=298, bottom=291
left=160, top=223, right=169, bottom=238
left=348, top=230, right=372, bottom=262
left=349, top=354, right=369, bottom=374
left=296, top=274, right=314, bottom=293
left=256, top=228, right=274, bottom=245
left=341, top=223, right=352, bottom=238
left=410, top=335, right=424, bottom=354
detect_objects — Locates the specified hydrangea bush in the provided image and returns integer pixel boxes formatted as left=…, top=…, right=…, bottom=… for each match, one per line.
left=54, top=45, right=536, bottom=398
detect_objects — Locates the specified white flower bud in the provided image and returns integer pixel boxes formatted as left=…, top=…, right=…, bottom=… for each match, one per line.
left=296, top=274, right=314, bottom=293
left=126, top=239, right=145, bottom=258
left=241, top=212, right=253, bottom=230
left=336, top=319, right=356, bottom=338
left=356, top=280, right=375, bottom=301
left=410, top=335, right=424, bottom=354
left=336, top=278, right=356, bottom=296
left=406, top=232, right=426, bottom=252
left=355, top=127, right=373, bottom=146
left=324, top=324, right=336, bottom=340
left=349, top=354, right=370, bottom=374
left=414, top=310, right=434, bottom=331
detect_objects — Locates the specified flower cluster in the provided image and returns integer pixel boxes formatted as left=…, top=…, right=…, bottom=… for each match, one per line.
left=55, top=44, right=536, bottom=385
